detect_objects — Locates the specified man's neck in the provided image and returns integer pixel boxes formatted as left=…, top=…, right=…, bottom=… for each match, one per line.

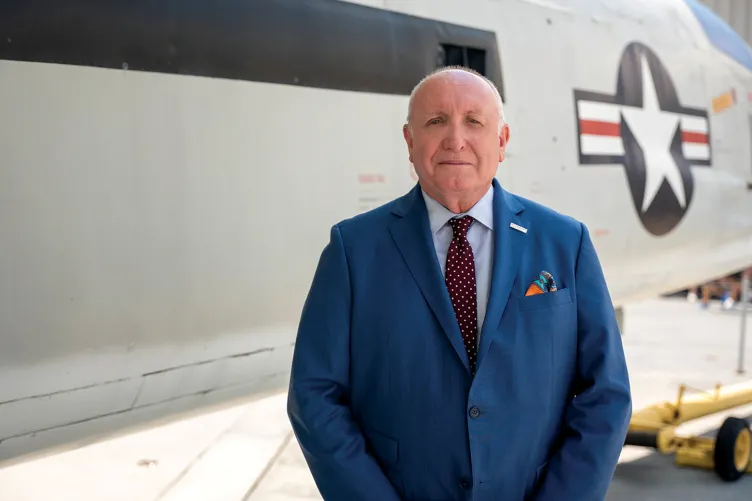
left=424, top=185, right=490, bottom=214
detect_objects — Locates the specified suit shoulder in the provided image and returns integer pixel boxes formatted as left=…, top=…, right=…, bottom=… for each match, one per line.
left=330, top=198, right=399, bottom=239
left=510, top=192, right=584, bottom=240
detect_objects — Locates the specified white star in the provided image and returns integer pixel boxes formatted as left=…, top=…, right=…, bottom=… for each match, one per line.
left=621, top=51, right=686, bottom=212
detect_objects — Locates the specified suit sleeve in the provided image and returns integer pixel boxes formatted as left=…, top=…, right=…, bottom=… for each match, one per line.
left=531, top=223, right=632, bottom=501
left=286, top=224, right=403, bottom=501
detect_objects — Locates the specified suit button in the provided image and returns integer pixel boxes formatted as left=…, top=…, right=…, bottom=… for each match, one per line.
left=469, top=406, right=480, bottom=418
left=460, top=479, right=471, bottom=489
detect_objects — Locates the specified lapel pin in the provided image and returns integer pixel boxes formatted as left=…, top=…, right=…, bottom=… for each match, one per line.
left=510, top=222, right=527, bottom=234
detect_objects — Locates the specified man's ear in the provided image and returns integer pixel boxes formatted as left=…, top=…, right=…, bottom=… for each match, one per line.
left=499, top=124, right=510, bottom=162
left=403, top=124, right=414, bottom=163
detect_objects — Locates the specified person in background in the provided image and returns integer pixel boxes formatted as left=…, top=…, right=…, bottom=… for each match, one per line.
left=688, top=267, right=751, bottom=309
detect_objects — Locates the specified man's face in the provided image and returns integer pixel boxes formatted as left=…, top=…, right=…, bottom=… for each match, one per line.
left=403, top=71, right=510, bottom=204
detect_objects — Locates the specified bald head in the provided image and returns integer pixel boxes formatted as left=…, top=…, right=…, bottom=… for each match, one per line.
left=401, top=65, right=511, bottom=214
left=406, top=66, right=505, bottom=130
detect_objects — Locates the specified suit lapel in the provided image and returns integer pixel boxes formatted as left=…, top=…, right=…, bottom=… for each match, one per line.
left=388, top=185, right=470, bottom=374
left=477, top=179, right=527, bottom=370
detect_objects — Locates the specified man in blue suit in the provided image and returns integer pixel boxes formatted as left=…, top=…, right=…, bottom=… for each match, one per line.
left=287, top=66, right=632, bottom=501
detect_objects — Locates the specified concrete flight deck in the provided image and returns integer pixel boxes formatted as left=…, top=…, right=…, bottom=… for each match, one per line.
left=0, top=297, right=751, bottom=501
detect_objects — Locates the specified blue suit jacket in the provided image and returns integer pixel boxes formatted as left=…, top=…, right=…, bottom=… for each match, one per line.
left=288, top=179, right=632, bottom=501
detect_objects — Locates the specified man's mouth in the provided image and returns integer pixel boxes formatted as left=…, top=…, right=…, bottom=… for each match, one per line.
left=439, top=160, right=471, bottom=165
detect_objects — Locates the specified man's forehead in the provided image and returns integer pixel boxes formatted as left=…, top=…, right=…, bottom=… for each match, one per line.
left=413, top=72, right=497, bottom=113
left=416, top=91, right=495, bottom=117
left=420, top=105, right=489, bottom=116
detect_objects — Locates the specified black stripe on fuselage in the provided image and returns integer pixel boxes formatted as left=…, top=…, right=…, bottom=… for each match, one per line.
left=0, top=0, right=504, bottom=98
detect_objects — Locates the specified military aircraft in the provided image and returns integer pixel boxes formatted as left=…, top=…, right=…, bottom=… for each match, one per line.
left=1, top=0, right=751, bottom=468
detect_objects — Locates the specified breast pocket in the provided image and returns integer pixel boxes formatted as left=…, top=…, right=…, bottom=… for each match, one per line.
left=516, top=287, right=572, bottom=312
left=515, top=287, right=575, bottom=336
left=512, top=287, right=575, bottom=411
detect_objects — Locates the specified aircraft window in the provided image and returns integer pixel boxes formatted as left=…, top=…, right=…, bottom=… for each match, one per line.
left=0, top=0, right=504, bottom=100
left=441, top=44, right=487, bottom=77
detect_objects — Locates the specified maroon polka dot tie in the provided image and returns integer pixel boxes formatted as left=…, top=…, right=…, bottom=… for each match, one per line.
left=445, top=216, right=478, bottom=375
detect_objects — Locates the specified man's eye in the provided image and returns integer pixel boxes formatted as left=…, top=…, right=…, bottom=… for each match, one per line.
left=428, top=118, right=443, bottom=125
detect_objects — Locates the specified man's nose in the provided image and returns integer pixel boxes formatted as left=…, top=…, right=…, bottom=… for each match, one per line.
left=441, top=124, right=466, bottom=151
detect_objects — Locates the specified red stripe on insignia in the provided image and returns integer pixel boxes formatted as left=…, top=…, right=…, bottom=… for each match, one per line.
left=579, top=119, right=620, bottom=137
left=682, top=131, right=708, bottom=144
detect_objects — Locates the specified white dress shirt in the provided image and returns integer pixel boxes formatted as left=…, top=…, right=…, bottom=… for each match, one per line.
left=421, top=185, right=494, bottom=337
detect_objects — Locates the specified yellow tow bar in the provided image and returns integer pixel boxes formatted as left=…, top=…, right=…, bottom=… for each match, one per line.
left=625, top=380, right=752, bottom=482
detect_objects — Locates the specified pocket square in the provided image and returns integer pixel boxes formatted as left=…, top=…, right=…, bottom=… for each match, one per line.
left=525, top=271, right=558, bottom=296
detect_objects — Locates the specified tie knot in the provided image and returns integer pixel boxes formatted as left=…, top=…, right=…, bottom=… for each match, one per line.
left=449, top=216, right=474, bottom=239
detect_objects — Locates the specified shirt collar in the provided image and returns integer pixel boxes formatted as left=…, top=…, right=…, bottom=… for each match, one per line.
left=421, top=183, right=494, bottom=235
